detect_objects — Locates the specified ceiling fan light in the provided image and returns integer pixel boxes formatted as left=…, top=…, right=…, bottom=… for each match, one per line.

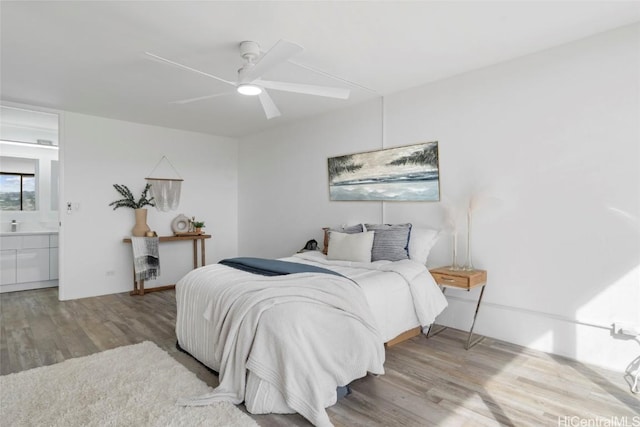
left=237, top=84, right=262, bottom=96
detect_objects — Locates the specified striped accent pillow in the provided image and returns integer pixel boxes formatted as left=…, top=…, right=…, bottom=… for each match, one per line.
left=365, top=223, right=412, bottom=261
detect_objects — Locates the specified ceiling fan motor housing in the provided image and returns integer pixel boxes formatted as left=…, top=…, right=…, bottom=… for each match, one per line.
left=239, top=41, right=261, bottom=62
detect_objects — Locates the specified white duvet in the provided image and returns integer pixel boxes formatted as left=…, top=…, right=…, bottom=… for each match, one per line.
left=285, top=252, right=448, bottom=338
left=175, top=252, right=447, bottom=426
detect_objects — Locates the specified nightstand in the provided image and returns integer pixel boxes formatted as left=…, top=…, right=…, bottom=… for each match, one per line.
left=427, top=266, right=488, bottom=349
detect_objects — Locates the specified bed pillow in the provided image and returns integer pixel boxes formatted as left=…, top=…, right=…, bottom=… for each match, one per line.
left=408, top=228, right=440, bottom=264
left=327, top=231, right=375, bottom=263
left=364, top=223, right=412, bottom=261
left=322, top=224, right=364, bottom=255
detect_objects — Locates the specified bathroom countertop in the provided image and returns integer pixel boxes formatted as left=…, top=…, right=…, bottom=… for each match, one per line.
left=0, top=231, right=58, bottom=237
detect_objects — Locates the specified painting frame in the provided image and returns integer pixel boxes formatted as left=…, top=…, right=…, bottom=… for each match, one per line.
left=328, top=141, right=440, bottom=202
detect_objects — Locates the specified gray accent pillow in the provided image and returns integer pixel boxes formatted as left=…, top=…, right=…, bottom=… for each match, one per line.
left=365, top=223, right=412, bottom=261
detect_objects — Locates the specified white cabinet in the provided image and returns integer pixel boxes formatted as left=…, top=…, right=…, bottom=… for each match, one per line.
left=50, top=247, right=58, bottom=280
left=0, top=236, right=21, bottom=250
left=22, top=235, right=50, bottom=249
left=49, top=233, right=58, bottom=280
left=17, top=248, right=50, bottom=282
left=1, top=250, right=17, bottom=285
left=17, top=234, right=51, bottom=282
left=0, top=233, right=58, bottom=292
left=0, top=236, right=19, bottom=285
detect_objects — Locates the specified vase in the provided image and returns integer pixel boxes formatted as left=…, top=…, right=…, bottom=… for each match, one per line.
left=463, top=211, right=474, bottom=271
left=132, top=208, right=151, bottom=237
left=450, top=233, right=461, bottom=271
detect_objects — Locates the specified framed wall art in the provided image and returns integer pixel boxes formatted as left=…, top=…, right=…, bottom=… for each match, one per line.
left=328, top=141, right=439, bottom=201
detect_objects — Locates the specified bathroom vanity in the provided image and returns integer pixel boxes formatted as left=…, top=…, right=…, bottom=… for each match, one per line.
left=0, top=231, right=58, bottom=293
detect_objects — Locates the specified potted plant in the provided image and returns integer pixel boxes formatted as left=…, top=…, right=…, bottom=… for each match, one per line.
left=109, top=184, right=156, bottom=236
left=192, top=220, right=205, bottom=234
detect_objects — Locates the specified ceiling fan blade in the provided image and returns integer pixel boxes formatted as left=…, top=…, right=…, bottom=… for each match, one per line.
left=257, top=90, right=281, bottom=120
left=257, top=79, right=350, bottom=99
left=145, top=52, right=236, bottom=86
left=288, top=59, right=378, bottom=94
left=169, top=92, right=231, bottom=105
left=239, top=39, right=303, bottom=83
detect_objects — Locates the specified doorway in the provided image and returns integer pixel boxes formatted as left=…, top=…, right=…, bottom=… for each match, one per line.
left=0, top=104, right=60, bottom=294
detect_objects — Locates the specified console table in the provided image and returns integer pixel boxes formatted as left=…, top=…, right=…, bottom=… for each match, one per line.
left=123, top=234, right=211, bottom=296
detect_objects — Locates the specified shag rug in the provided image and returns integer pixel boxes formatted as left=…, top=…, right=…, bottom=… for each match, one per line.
left=0, top=341, right=258, bottom=427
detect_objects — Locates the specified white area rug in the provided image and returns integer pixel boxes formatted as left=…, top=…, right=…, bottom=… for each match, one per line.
left=0, top=341, right=258, bottom=427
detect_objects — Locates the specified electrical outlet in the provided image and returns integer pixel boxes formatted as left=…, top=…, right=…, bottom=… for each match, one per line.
left=613, top=322, right=640, bottom=336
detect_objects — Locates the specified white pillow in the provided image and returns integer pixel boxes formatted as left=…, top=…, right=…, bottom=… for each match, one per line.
left=327, top=231, right=375, bottom=263
left=408, top=228, right=440, bottom=264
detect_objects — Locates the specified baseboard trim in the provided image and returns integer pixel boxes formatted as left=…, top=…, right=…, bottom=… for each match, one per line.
left=445, top=295, right=611, bottom=331
left=0, top=280, right=58, bottom=293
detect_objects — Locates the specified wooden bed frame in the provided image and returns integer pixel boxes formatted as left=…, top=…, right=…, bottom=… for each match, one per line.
left=384, top=326, right=422, bottom=347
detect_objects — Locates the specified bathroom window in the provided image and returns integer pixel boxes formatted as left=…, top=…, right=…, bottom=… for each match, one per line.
left=0, top=172, right=36, bottom=211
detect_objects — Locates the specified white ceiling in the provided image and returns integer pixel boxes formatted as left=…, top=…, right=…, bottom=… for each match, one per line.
left=1, top=1, right=639, bottom=138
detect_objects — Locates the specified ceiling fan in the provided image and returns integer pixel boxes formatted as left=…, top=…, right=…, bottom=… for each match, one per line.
left=145, top=40, right=350, bottom=119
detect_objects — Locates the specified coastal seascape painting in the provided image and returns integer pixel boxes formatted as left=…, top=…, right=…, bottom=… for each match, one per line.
left=328, top=142, right=440, bottom=201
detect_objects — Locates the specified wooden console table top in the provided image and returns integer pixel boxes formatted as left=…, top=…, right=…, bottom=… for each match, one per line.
left=122, top=234, right=211, bottom=243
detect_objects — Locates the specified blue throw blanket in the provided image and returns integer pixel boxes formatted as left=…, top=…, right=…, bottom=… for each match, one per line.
left=219, top=257, right=343, bottom=278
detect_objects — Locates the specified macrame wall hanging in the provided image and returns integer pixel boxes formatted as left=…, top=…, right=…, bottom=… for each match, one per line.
left=145, top=156, right=183, bottom=212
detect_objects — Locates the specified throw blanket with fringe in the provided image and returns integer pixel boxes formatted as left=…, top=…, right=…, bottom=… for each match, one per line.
left=176, top=266, right=384, bottom=427
left=131, top=236, right=160, bottom=281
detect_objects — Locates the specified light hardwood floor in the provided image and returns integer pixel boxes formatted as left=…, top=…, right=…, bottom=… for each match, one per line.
left=1, top=288, right=638, bottom=426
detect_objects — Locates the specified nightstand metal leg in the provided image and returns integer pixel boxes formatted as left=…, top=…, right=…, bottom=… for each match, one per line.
left=465, top=284, right=486, bottom=350
left=426, top=324, right=447, bottom=338
left=426, top=287, right=447, bottom=338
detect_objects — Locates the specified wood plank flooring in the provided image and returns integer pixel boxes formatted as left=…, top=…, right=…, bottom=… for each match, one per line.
left=1, top=288, right=638, bottom=426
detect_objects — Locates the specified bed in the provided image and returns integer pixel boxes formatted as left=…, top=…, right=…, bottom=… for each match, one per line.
left=175, top=225, right=448, bottom=426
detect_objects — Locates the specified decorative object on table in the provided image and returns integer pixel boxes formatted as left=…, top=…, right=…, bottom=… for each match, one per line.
left=192, top=220, right=205, bottom=234
left=451, top=233, right=460, bottom=270
left=443, top=201, right=463, bottom=271
left=463, top=193, right=483, bottom=271
left=328, top=141, right=439, bottom=201
left=145, top=155, right=183, bottom=212
left=171, top=213, right=191, bottom=235
left=109, top=183, right=156, bottom=237
left=463, top=209, right=474, bottom=270
left=132, top=209, right=151, bottom=237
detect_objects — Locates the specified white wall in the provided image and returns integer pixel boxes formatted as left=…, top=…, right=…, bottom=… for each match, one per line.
left=239, top=100, right=385, bottom=257
left=60, top=113, right=238, bottom=300
left=238, top=24, right=640, bottom=372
